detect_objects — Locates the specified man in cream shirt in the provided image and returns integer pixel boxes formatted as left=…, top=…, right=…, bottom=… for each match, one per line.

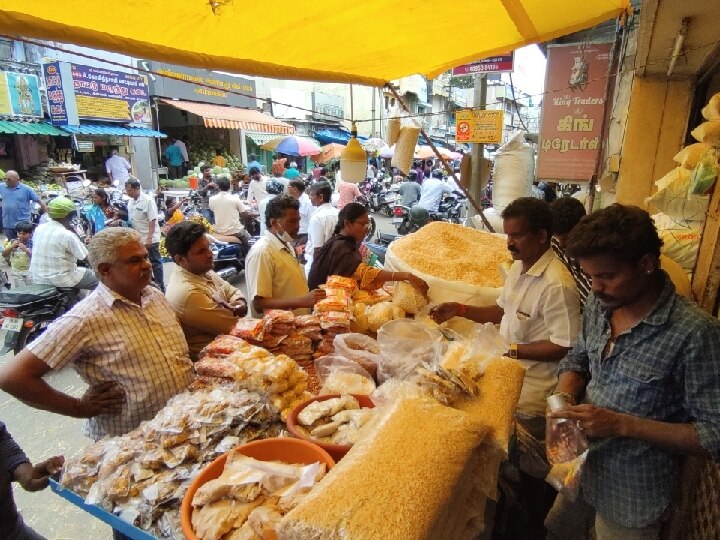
left=209, top=177, right=252, bottom=252
left=245, top=195, right=324, bottom=318
left=165, top=221, right=248, bottom=360
left=431, top=197, right=581, bottom=422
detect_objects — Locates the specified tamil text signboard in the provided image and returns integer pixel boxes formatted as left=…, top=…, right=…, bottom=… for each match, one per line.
left=455, top=109, right=504, bottom=144
left=537, top=43, right=612, bottom=181
left=452, top=53, right=514, bottom=76
left=44, top=61, right=150, bottom=125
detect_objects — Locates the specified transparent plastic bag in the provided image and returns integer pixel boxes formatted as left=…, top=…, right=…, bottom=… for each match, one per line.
left=332, top=333, right=381, bottom=379
left=376, top=319, right=443, bottom=383
left=545, top=450, right=587, bottom=501
left=315, top=354, right=376, bottom=395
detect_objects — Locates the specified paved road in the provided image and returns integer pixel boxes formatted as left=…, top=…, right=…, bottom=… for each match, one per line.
left=1, top=213, right=397, bottom=539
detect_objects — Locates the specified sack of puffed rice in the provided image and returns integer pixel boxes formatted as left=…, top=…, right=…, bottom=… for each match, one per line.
left=385, top=222, right=510, bottom=307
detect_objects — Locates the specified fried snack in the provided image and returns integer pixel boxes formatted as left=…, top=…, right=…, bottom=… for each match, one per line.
left=294, top=314, right=320, bottom=328
left=326, top=275, right=358, bottom=293
left=314, top=296, right=351, bottom=313
left=392, top=281, right=427, bottom=315
left=231, top=318, right=265, bottom=341
left=199, top=335, right=249, bottom=358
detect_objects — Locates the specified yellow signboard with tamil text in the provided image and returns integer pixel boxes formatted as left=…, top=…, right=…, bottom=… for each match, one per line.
left=455, top=110, right=504, bottom=144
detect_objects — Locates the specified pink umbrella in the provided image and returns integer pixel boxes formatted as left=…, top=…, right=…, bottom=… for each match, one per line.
left=260, top=135, right=321, bottom=156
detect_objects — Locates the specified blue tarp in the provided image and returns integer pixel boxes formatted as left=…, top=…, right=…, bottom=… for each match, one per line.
left=60, top=123, right=166, bottom=138
left=313, top=128, right=367, bottom=146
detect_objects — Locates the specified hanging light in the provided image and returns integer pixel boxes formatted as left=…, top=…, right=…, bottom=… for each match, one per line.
left=340, top=122, right=367, bottom=184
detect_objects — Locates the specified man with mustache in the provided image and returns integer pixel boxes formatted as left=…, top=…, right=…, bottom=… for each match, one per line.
left=545, top=204, right=720, bottom=540
left=431, top=197, right=581, bottom=422
left=0, top=228, right=194, bottom=442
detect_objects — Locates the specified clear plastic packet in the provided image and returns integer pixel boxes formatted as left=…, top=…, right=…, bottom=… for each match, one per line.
left=315, top=355, right=376, bottom=395
left=545, top=450, right=587, bottom=501
left=332, top=333, right=382, bottom=379
left=375, top=319, right=443, bottom=383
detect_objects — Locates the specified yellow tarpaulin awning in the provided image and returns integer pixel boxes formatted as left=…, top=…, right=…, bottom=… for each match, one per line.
left=159, top=99, right=294, bottom=134
left=0, top=0, right=628, bottom=86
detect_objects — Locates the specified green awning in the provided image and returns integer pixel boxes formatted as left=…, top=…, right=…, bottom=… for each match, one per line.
left=0, top=121, right=69, bottom=136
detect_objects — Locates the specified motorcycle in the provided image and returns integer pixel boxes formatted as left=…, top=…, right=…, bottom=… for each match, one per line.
left=354, top=196, right=377, bottom=241
left=0, top=285, right=76, bottom=354
left=362, top=177, right=385, bottom=213
left=376, top=185, right=400, bottom=217
left=432, top=194, right=466, bottom=224
left=207, top=235, right=246, bottom=282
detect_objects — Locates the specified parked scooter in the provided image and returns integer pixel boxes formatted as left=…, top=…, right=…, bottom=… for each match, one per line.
left=0, top=285, right=76, bottom=354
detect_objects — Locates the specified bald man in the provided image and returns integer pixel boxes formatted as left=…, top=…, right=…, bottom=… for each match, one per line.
left=0, top=171, right=46, bottom=240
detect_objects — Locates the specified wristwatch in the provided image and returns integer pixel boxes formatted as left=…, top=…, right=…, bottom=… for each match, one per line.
left=508, top=343, right=518, bottom=359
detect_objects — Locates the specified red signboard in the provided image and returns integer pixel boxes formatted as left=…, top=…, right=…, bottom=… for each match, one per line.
left=537, top=43, right=612, bottom=181
left=452, top=53, right=514, bottom=75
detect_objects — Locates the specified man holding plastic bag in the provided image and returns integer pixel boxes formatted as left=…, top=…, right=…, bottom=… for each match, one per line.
left=545, top=204, right=720, bottom=540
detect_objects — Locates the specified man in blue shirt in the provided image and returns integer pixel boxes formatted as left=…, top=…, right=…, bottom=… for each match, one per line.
left=284, top=161, right=301, bottom=180
left=246, top=154, right=265, bottom=175
left=163, top=139, right=184, bottom=180
left=0, top=171, right=46, bottom=240
left=545, top=204, right=720, bottom=540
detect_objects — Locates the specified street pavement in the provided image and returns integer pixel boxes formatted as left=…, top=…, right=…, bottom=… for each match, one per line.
left=0, top=214, right=397, bottom=539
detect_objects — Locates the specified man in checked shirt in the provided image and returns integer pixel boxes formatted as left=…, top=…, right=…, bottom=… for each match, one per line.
left=0, top=228, right=194, bottom=442
left=545, top=204, right=720, bottom=540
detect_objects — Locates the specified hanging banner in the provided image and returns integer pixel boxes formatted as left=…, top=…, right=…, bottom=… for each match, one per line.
left=0, top=71, right=43, bottom=117
left=537, top=43, right=612, bottom=181
left=44, top=61, right=150, bottom=125
left=452, top=53, right=515, bottom=76
left=455, top=109, right=504, bottom=143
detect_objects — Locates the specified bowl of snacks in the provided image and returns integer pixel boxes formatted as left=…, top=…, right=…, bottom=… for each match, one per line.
left=286, top=394, right=376, bottom=461
left=181, top=437, right=334, bottom=540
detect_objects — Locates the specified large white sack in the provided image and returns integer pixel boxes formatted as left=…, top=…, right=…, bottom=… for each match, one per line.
left=492, top=131, right=534, bottom=210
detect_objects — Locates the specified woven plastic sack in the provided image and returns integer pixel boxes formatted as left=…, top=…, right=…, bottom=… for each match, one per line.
left=491, top=131, right=534, bottom=211
left=690, top=153, right=719, bottom=195
left=653, top=213, right=704, bottom=272
left=391, top=124, right=420, bottom=174
left=386, top=116, right=401, bottom=147
left=646, top=167, right=709, bottom=221
left=701, top=93, right=720, bottom=121
left=673, top=143, right=713, bottom=170
left=691, top=120, right=720, bottom=144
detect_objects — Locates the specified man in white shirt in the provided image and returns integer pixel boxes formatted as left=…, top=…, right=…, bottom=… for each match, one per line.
left=29, top=197, right=98, bottom=291
left=245, top=195, right=324, bottom=317
left=417, top=169, right=455, bottom=212
left=125, top=180, right=164, bottom=291
left=247, top=167, right=269, bottom=204
left=105, top=147, right=132, bottom=184
left=304, top=180, right=338, bottom=276
left=174, top=136, right=189, bottom=173
left=258, top=180, right=286, bottom=236
left=287, top=178, right=313, bottom=244
left=431, top=197, right=581, bottom=417
left=209, top=178, right=252, bottom=251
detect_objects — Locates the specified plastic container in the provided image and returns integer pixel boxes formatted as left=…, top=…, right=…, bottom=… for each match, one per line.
left=180, top=437, right=335, bottom=540
left=545, top=395, right=589, bottom=465
left=286, top=394, right=375, bottom=461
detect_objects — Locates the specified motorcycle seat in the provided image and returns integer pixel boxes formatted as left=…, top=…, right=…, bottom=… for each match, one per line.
left=0, top=284, right=62, bottom=305
left=377, top=232, right=401, bottom=244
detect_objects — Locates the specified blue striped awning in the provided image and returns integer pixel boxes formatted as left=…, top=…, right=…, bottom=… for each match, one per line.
left=60, top=123, right=167, bottom=138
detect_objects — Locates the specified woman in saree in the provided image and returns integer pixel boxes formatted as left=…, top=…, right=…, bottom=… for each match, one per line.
left=308, top=202, right=429, bottom=294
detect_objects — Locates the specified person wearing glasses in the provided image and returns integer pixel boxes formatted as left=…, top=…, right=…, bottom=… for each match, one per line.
left=308, top=202, right=428, bottom=294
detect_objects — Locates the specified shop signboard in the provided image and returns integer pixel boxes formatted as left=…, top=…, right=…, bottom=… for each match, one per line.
left=0, top=70, right=43, bottom=117
left=76, top=140, right=95, bottom=152
left=455, top=109, right=504, bottom=143
left=44, top=61, right=150, bottom=125
left=452, top=53, right=514, bottom=76
left=140, top=60, right=256, bottom=108
left=312, top=92, right=344, bottom=122
left=537, top=43, right=612, bottom=181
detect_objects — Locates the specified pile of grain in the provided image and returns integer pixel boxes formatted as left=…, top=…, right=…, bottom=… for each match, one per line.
left=392, top=222, right=510, bottom=288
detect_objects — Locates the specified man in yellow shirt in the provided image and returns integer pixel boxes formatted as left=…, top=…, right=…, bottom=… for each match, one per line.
left=165, top=221, right=247, bottom=360
left=211, top=149, right=227, bottom=168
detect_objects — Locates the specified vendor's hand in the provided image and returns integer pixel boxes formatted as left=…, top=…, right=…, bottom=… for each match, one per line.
left=295, top=244, right=305, bottom=257
left=145, top=238, right=153, bottom=248
left=429, top=302, right=460, bottom=324
left=217, top=298, right=248, bottom=317
left=11, top=240, right=19, bottom=248
left=77, top=382, right=125, bottom=417
left=15, top=456, right=65, bottom=492
left=303, top=288, right=326, bottom=307
left=207, top=182, right=218, bottom=190
left=547, top=404, right=626, bottom=439
left=408, top=276, right=429, bottom=297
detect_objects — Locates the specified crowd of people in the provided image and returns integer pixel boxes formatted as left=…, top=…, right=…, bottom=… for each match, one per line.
left=0, top=153, right=718, bottom=540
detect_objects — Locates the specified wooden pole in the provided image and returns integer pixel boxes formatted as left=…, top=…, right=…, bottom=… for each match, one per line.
left=386, top=84, right=495, bottom=232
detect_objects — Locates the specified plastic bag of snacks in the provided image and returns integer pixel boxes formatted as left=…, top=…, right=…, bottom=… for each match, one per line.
left=376, top=319, right=443, bottom=383
left=333, top=333, right=381, bottom=379
left=315, top=355, right=376, bottom=395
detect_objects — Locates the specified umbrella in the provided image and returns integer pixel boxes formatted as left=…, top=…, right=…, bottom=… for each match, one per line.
left=261, top=135, right=321, bottom=157
left=414, top=146, right=460, bottom=160
left=312, top=143, right=346, bottom=164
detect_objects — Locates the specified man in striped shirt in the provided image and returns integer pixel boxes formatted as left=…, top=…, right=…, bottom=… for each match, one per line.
left=0, top=228, right=194, bottom=441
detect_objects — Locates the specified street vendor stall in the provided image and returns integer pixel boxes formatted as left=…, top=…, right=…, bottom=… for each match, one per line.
left=0, top=1, right=631, bottom=538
